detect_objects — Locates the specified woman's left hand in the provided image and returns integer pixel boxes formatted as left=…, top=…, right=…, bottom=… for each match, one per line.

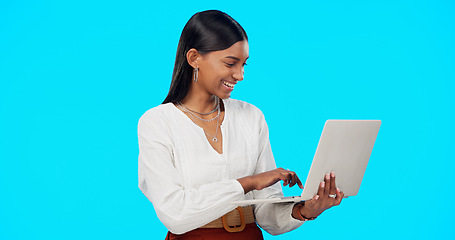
left=297, top=172, right=344, bottom=219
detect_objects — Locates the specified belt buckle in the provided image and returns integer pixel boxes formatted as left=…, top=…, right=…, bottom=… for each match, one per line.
left=221, top=206, right=246, bottom=233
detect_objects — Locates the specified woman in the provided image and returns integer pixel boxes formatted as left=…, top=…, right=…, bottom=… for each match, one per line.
left=138, top=10, right=344, bottom=239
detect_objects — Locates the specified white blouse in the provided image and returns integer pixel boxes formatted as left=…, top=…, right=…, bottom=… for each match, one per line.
left=138, top=98, right=304, bottom=235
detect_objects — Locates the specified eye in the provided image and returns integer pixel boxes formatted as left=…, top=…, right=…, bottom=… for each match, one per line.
left=224, top=62, right=235, bottom=67
left=243, top=62, right=248, bottom=66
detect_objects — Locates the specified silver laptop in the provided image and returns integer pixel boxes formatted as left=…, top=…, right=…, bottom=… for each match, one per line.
left=232, top=120, right=381, bottom=206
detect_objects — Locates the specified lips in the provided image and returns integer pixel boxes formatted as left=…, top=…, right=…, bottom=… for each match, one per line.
left=222, top=80, right=235, bottom=88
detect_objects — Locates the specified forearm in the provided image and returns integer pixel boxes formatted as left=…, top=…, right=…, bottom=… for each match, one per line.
left=292, top=203, right=304, bottom=220
left=237, top=176, right=256, bottom=193
left=237, top=168, right=302, bottom=194
left=254, top=198, right=304, bottom=235
left=141, top=178, right=245, bottom=234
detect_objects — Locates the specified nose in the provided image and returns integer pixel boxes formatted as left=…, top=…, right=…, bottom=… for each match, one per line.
left=232, top=65, right=244, bottom=81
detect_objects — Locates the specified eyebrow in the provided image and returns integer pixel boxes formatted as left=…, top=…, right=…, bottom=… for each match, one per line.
left=224, top=56, right=249, bottom=61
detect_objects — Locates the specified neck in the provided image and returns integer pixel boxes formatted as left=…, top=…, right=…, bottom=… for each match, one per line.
left=180, top=90, right=218, bottom=113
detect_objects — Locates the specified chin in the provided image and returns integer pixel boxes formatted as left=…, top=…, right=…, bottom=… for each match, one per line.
left=218, top=93, right=231, bottom=100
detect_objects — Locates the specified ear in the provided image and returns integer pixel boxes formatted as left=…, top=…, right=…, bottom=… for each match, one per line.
left=186, top=48, right=200, bottom=69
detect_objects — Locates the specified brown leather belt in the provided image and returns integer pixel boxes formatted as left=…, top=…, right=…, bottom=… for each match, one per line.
left=201, top=206, right=255, bottom=232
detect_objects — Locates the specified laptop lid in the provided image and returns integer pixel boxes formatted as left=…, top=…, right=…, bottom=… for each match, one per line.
left=232, top=120, right=381, bottom=206
left=300, top=120, right=381, bottom=200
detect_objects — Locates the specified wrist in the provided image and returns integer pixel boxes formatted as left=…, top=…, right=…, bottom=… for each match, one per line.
left=293, top=202, right=317, bottom=221
left=237, top=176, right=256, bottom=193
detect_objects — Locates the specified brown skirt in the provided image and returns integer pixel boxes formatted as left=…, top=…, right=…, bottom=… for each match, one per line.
left=165, top=223, right=264, bottom=240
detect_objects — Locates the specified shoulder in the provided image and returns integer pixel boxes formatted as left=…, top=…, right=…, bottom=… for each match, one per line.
left=224, top=98, right=264, bottom=120
left=138, top=103, right=175, bottom=129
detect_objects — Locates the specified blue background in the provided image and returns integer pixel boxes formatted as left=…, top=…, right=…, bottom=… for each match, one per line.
left=1, top=0, right=454, bottom=239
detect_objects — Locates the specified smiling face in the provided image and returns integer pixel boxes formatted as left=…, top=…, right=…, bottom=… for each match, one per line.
left=194, top=40, right=249, bottom=99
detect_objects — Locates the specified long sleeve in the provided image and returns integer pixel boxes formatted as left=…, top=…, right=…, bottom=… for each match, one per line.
left=251, top=108, right=304, bottom=235
left=137, top=107, right=245, bottom=234
left=138, top=100, right=305, bottom=236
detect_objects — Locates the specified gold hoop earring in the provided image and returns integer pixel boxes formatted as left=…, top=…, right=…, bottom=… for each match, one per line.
left=193, top=67, right=198, bottom=82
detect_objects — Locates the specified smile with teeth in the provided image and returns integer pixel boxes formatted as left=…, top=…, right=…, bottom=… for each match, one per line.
left=222, top=80, right=235, bottom=88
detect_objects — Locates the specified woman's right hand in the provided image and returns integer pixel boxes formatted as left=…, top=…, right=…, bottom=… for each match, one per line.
left=237, top=168, right=303, bottom=193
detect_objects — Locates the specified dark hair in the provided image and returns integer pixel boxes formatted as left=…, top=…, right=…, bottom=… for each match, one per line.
left=162, top=10, right=248, bottom=104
